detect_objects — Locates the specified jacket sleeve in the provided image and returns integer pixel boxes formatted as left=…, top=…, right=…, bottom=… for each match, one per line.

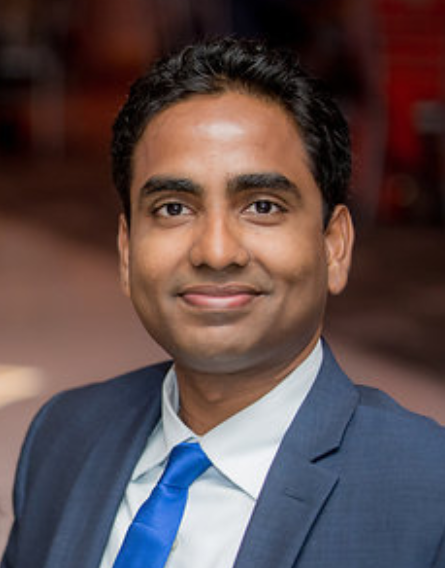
left=0, top=395, right=62, bottom=568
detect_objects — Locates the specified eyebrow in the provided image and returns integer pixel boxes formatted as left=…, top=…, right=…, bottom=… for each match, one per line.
left=227, top=172, right=302, bottom=200
left=138, top=175, right=202, bottom=206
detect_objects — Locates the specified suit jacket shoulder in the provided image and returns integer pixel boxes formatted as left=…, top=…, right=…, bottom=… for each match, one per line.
left=28, top=361, right=171, bottom=444
left=354, top=382, right=445, bottom=468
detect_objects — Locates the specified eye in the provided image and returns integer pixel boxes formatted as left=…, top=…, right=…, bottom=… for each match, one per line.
left=153, top=202, right=193, bottom=217
left=245, top=200, right=284, bottom=215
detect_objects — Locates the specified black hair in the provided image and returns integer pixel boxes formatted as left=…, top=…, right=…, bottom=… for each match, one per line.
left=111, top=37, right=351, bottom=222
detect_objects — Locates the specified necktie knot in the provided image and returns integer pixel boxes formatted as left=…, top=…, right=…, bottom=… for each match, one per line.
left=160, top=442, right=211, bottom=489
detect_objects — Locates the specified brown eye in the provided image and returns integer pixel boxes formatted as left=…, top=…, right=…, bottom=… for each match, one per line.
left=165, top=203, right=184, bottom=216
left=247, top=200, right=283, bottom=214
left=154, top=202, right=192, bottom=217
left=256, top=201, right=273, bottom=214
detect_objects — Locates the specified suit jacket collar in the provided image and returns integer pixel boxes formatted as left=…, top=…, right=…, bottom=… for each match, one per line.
left=233, top=343, right=359, bottom=568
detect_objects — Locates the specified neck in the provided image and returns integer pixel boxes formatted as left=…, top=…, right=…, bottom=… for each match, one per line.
left=175, top=337, right=319, bottom=435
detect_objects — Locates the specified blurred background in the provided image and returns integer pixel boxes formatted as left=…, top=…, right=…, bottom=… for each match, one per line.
left=1, top=0, right=445, bottom=551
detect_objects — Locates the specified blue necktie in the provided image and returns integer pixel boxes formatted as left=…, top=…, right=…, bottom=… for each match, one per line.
left=112, top=442, right=211, bottom=568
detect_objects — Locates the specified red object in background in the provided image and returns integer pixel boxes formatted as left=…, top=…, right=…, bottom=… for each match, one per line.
left=375, top=0, right=445, bottom=221
left=377, top=0, right=445, bottom=166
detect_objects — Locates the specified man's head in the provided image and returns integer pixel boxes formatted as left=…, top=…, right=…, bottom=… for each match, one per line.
left=114, top=38, right=354, bottom=381
left=111, top=37, right=351, bottom=225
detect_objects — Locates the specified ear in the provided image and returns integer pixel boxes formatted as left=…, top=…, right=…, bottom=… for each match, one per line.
left=324, top=205, right=354, bottom=296
left=118, top=214, right=131, bottom=297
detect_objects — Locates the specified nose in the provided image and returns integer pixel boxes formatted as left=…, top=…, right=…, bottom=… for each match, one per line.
left=189, top=212, right=250, bottom=270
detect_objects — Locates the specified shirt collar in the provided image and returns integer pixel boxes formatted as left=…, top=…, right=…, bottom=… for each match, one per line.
left=131, top=365, right=196, bottom=481
left=132, top=340, right=322, bottom=497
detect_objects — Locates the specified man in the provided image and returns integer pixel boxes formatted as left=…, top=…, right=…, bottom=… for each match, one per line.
left=2, top=38, right=445, bottom=568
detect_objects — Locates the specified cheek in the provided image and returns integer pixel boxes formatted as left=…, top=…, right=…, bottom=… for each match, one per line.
left=251, top=231, right=326, bottom=286
left=130, top=232, right=179, bottom=279
left=127, top=248, right=166, bottom=311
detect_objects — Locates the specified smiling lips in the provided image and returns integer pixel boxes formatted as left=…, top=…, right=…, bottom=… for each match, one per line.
left=179, top=284, right=262, bottom=309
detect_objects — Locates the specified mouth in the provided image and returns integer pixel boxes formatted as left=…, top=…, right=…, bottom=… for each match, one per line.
left=178, top=284, right=263, bottom=310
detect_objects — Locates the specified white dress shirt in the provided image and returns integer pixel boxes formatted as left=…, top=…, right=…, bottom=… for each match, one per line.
left=99, top=340, right=322, bottom=568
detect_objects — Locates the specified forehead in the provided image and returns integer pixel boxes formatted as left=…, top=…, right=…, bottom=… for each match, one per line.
left=137, top=91, right=308, bottom=158
left=131, top=91, right=319, bottom=203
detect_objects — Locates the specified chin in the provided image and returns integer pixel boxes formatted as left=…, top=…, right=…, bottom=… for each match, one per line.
left=173, top=345, right=261, bottom=376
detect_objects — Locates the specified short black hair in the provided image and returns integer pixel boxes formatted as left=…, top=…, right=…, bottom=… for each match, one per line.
left=111, top=37, right=351, bottom=223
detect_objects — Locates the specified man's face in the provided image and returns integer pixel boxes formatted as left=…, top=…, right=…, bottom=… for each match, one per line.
left=119, top=92, right=353, bottom=377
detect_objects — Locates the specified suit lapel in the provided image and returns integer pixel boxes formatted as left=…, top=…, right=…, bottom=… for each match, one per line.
left=234, top=345, right=359, bottom=568
left=233, top=454, right=339, bottom=568
left=42, top=368, right=165, bottom=568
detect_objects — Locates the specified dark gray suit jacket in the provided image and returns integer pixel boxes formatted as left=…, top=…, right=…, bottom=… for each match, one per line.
left=2, top=345, right=445, bottom=568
